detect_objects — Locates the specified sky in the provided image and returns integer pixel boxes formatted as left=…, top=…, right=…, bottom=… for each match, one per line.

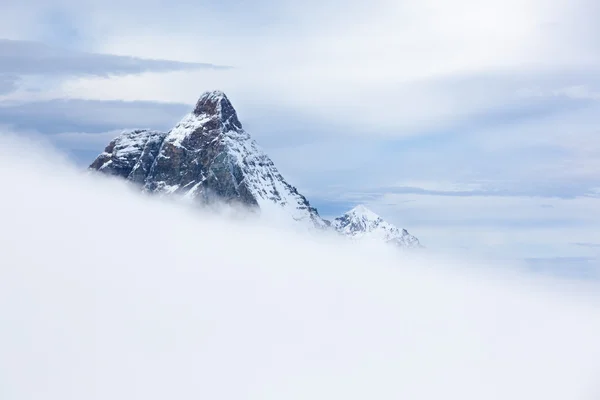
left=1, top=133, right=600, bottom=399
left=1, top=0, right=600, bottom=266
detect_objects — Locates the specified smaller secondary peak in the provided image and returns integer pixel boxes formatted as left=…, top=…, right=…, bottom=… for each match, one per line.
left=347, top=204, right=381, bottom=220
left=193, top=90, right=241, bottom=129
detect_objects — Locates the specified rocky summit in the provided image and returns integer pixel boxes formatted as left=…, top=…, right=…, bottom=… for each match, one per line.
left=90, top=90, right=420, bottom=246
left=90, top=91, right=327, bottom=229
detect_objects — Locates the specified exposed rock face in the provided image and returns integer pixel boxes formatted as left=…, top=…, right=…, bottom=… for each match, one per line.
left=90, top=91, right=328, bottom=229
left=90, top=90, right=421, bottom=246
left=89, top=129, right=167, bottom=184
left=333, top=205, right=421, bottom=248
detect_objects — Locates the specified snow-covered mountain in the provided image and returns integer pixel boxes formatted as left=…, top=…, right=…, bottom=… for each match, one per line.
left=89, top=90, right=420, bottom=246
left=90, top=91, right=327, bottom=229
left=333, top=205, right=421, bottom=248
left=89, top=129, right=166, bottom=184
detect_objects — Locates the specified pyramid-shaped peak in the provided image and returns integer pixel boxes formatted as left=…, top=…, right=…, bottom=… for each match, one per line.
left=199, top=90, right=227, bottom=102
left=347, top=204, right=381, bottom=220
left=193, top=90, right=242, bottom=128
left=194, top=90, right=230, bottom=113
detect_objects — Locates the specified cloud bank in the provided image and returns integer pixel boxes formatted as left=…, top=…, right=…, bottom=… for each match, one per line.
left=1, top=133, right=600, bottom=399
left=0, top=39, right=229, bottom=98
left=0, top=99, right=190, bottom=134
left=0, top=39, right=228, bottom=77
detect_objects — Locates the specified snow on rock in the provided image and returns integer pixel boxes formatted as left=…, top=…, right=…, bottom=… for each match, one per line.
left=88, top=129, right=167, bottom=184
left=333, top=205, right=422, bottom=249
left=89, top=91, right=327, bottom=230
left=89, top=90, right=421, bottom=245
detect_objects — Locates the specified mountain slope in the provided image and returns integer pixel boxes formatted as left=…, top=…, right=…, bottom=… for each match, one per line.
left=333, top=205, right=421, bottom=248
left=89, top=91, right=421, bottom=246
left=89, top=129, right=167, bottom=184
left=90, top=91, right=328, bottom=229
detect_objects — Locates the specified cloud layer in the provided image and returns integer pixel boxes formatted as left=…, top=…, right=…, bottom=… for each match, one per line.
left=0, top=39, right=228, bottom=77
left=0, top=99, right=189, bottom=134
left=1, top=134, right=600, bottom=400
left=0, top=39, right=229, bottom=98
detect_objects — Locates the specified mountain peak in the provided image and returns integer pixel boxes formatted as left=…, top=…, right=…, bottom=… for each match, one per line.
left=89, top=90, right=328, bottom=230
left=87, top=89, right=420, bottom=243
left=347, top=204, right=381, bottom=221
left=197, top=90, right=227, bottom=104
left=193, top=90, right=241, bottom=129
left=333, top=205, right=421, bottom=249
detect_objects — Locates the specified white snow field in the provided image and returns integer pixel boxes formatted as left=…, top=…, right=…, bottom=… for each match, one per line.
left=1, top=133, right=600, bottom=400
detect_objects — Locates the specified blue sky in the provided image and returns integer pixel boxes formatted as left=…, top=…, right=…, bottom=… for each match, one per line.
left=1, top=0, right=600, bottom=269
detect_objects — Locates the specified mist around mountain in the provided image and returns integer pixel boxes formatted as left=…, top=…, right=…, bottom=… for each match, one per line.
left=89, top=90, right=420, bottom=247
left=2, top=132, right=600, bottom=400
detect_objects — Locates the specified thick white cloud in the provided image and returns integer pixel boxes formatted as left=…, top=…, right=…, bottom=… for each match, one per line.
left=2, top=134, right=600, bottom=400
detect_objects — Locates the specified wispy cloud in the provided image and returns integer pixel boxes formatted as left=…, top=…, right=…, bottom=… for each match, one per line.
left=0, top=99, right=190, bottom=134
left=0, top=39, right=230, bottom=76
left=0, top=39, right=230, bottom=97
left=572, top=242, right=600, bottom=248
left=348, top=192, right=600, bottom=259
left=518, top=85, right=600, bottom=100
left=524, top=256, right=600, bottom=279
left=0, top=74, right=19, bottom=94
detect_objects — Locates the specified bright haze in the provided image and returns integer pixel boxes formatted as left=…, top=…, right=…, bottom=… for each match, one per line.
left=2, top=0, right=600, bottom=266
left=1, top=134, right=600, bottom=399
left=2, top=0, right=600, bottom=397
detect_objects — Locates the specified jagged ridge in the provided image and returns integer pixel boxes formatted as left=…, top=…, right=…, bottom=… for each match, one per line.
left=90, top=91, right=327, bottom=229
left=89, top=129, right=167, bottom=184
left=89, top=90, right=420, bottom=246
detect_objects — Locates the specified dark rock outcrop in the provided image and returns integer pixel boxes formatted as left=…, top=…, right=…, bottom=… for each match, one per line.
left=89, top=129, right=167, bottom=183
left=90, top=90, right=421, bottom=245
left=90, top=91, right=328, bottom=229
